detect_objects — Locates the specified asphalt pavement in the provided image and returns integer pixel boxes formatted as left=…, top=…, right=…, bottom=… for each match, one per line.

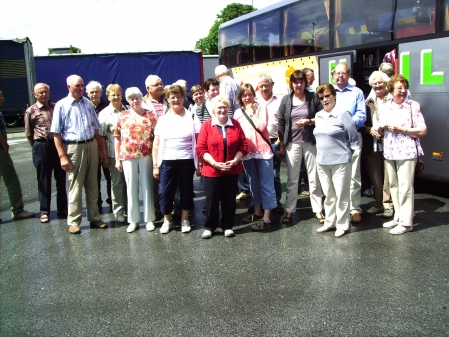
left=1, top=128, right=449, bottom=336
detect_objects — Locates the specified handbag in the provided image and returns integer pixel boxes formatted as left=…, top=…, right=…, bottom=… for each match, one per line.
left=409, top=102, right=424, bottom=175
left=240, top=108, right=282, bottom=165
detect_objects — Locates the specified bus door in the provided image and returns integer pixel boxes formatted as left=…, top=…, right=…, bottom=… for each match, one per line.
left=398, top=37, right=449, bottom=182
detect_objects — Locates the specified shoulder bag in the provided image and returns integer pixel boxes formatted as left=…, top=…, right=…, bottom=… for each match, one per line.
left=409, top=102, right=424, bottom=175
left=240, top=108, right=282, bottom=165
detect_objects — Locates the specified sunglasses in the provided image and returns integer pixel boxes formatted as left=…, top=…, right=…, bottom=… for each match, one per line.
left=318, top=94, right=332, bottom=101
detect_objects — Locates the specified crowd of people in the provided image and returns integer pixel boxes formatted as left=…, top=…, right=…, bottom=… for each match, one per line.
left=0, top=62, right=426, bottom=237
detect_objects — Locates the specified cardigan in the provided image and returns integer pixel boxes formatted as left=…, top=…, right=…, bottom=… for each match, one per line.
left=278, top=90, right=322, bottom=146
left=196, top=117, right=248, bottom=177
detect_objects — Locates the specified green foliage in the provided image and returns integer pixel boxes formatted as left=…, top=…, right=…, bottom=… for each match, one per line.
left=48, top=48, right=54, bottom=55
left=69, top=45, right=81, bottom=53
left=195, top=3, right=256, bottom=55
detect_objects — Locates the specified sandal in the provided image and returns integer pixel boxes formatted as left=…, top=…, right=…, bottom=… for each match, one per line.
left=282, top=214, right=292, bottom=224
left=315, top=212, right=326, bottom=224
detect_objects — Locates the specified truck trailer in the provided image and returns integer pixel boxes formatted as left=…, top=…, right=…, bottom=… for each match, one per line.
left=0, top=38, right=36, bottom=127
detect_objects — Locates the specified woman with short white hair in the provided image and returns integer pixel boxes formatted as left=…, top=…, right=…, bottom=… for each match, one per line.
left=364, top=71, right=391, bottom=215
left=114, top=87, right=158, bottom=233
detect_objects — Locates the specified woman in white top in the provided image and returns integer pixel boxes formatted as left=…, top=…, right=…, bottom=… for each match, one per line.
left=152, top=85, right=202, bottom=234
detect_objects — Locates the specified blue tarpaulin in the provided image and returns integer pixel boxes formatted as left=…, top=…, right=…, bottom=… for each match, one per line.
left=35, top=51, right=202, bottom=102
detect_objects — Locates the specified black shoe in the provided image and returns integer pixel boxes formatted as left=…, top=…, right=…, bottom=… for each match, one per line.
left=273, top=205, right=284, bottom=215
left=247, top=204, right=255, bottom=214
left=251, top=220, right=271, bottom=231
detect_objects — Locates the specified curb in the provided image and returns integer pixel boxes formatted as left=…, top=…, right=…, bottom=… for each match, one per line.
left=7, top=132, right=27, bottom=139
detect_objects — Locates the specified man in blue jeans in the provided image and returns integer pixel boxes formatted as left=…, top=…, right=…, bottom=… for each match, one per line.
left=257, top=74, right=284, bottom=214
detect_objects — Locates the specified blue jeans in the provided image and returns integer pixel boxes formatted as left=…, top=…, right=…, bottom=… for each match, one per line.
left=237, top=171, right=250, bottom=193
left=243, top=158, right=276, bottom=210
left=271, top=141, right=282, bottom=207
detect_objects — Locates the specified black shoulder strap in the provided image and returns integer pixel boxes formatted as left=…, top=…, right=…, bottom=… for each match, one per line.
left=201, top=102, right=206, bottom=117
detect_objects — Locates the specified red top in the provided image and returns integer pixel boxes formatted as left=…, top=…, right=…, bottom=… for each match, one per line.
left=196, top=117, right=248, bottom=177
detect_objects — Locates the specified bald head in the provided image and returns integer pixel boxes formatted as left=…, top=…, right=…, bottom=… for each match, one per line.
left=34, top=83, right=50, bottom=106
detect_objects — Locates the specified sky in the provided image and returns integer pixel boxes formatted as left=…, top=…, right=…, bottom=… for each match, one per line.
left=1, top=0, right=282, bottom=56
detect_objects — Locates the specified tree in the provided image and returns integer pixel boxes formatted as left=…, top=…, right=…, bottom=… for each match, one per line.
left=195, top=3, right=256, bottom=55
left=69, top=45, right=81, bottom=54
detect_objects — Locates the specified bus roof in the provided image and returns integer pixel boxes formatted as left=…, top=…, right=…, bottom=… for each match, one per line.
left=219, top=0, right=297, bottom=29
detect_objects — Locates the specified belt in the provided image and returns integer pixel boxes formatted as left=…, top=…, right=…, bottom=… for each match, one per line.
left=35, top=138, right=54, bottom=143
left=62, top=138, right=94, bottom=144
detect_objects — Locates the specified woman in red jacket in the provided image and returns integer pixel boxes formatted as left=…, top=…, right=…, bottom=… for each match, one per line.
left=196, top=96, right=248, bottom=239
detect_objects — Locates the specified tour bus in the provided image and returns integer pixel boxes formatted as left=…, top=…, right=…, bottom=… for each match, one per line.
left=218, top=0, right=449, bottom=183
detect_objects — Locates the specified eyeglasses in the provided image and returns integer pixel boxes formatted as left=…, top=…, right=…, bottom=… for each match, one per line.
left=394, top=86, right=407, bottom=91
left=149, top=83, right=163, bottom=88
left=334, top=72, right=347, bottom=76
left=318, top=94, right=332, bottom=101
left=372, top=81, right=385, bottom=87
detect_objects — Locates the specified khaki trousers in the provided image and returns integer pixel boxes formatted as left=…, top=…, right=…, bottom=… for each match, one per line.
left=285, top=142, right=323, bottom=214
left=385, top=158, right=417, bottom=227
left=65, top=141, right=100, bottom=226
left=109, top=157, right=127, bottom=216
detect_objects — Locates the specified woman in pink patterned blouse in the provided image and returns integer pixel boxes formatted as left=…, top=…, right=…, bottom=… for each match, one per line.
left=378, top=75, right=427, bottom=235
left=114, top=87, right=158, bottom=234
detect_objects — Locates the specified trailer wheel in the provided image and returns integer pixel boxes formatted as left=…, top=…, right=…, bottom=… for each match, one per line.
left=5, top=117, right=21, bottom=128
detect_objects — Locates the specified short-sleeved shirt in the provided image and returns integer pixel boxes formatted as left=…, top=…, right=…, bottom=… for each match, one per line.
left=379, top=99, right=426, bottom=160
left=114, top=109, right=158, bottom=160
left=98, top=103, right=128, bottom=158
left=154, top=110, right=201, bottom=161
left=51, top=96, right=100, bottom=141
left=24, top=101, right=55, bottom=140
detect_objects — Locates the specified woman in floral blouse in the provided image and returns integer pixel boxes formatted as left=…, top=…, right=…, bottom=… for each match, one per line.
left=378, top=75, right=427, bottom=235
left=114, top=87, right=158, bottom=233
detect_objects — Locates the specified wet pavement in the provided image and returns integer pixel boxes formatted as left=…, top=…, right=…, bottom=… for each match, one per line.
left=1, top=134, right=449, bottom=336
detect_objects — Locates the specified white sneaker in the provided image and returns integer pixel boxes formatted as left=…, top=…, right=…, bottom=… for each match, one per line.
left=202, top=230, right=213, bottom=239
left=160, top=221, right=172, bottom=234
left=383, top=220, right=397, bottom=228
left=116, top=214, right=125, bottom=222
left=181, top=220, right=191, bottom=233
left=224, top=229, right=235, bottom=237
left=127, top=222, right=138, bottom=233
left=317, top=225, right=334, bottom=233
left=390, top=225, right=413, bottom=235
left=335, top=229, right=346, bottom=237
left=146, top=221, right=155, bottom=231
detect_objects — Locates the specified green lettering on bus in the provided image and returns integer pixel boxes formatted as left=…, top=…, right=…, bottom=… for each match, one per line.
left=400, top=52, right=410, bottom=80
left=329, top=60, right=336, bottom=83
left=421, top=49, right=444, bottom=85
